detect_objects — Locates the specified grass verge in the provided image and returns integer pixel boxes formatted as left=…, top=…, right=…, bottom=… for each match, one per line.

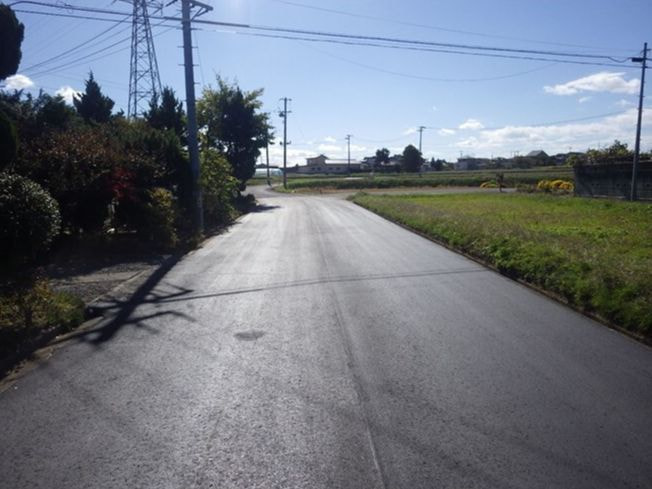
left=353, top=192, right=652, bottom=340
left=0, top=279, right=85, bottom=363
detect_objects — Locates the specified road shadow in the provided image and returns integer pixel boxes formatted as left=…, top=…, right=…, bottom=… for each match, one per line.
left=58, top=254, right=195, bottom=346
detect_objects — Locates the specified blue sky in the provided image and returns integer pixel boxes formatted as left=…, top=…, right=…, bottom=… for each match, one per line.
left=4, top=0, right=651, bottom=165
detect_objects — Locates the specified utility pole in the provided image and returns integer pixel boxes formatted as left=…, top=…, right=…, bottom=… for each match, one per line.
left=417, top=125, right=426, bottom=153
left=178, top=0, right=212, bottom=232
left=279, top=97, right=291, bottom=189
left=265, top=141, right=271, bottom=186
left=346, top=134, right=352, bottom=176
left=630, top=42, right=647, bottom=201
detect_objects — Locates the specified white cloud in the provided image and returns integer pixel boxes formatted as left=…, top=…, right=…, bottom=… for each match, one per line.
left=578, top=96, right=592, bottom=104
left=317, top=143, right=342, bottom=152
left=615, top=98, right=634, bottom=107
left=458, top=118, right=484, bottom=130
left=403, top=127, right=417, bottom=135
left=544, top=71, right=639, bottom=96
left=453, top=108, right=648, bottom=155
left=323, top=136, right=337, bottom=143
left=2, top=74, right=34, bottom=90
left=432, top=105, right=438, bottom=112
left=350, top=144, right=368, bottom=152
left=438, top=128, right=456, bottom=136
left=55, top=85, right=81, bottom=104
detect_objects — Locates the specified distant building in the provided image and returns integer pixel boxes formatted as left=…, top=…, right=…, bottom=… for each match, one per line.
left=553, top=152, right=583, bottom=165
left=297, top=154, right=364, bottom=174
left=455, top=157, right=492, bottom=170
left=525, top=150, right=549, bottom=159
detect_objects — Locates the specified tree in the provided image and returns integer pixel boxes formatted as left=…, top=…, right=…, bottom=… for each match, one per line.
left=200, top=148, right=238, bottom=225
left=430, top=158, right=445, bottom=171
left=35, top=94, right=78, bottom=130
left=0, top=5, right=24, bottom=80
left=0, top=109, right=17, bottom=169
left=584, top=140, right=633, bottom=165
left=375, top=147, right=390, bottom=167
left=73, top=72, right=114, bottom=123
left=144, top=87, right=185, bottom=141
left=402, top=144, right=423, bottom=172
left=197, top=77, right=271, bottom=189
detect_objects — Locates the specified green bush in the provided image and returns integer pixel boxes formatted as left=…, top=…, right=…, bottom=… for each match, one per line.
left=140, top=187, right=179, bottom=248
left=115, top=187, right=179, bottom=248
left=0, top=172, right=61, bottom=273
left=201, top=148, right=237, bottom=225
left=0, top=109, right=17, bottom=169
left=15, top=125, right=115, bottom=232
left=0, top=280, right=84, bottom=357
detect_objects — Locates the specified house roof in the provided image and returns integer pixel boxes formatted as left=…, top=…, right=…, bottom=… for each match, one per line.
left=526, top=150, right=549, bottom=158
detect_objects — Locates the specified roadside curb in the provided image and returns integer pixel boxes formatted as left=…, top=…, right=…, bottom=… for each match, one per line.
left=83, top=252, right=181, bottom=320
left=0, top=252, right=185, bottom=383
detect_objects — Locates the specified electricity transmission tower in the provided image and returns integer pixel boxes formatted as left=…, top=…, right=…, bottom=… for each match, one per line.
left=123, top=0, right=164, bottom=117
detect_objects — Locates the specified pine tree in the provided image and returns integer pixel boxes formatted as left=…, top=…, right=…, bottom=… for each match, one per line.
left=73, top=72, right=114, bottom=123
left=144, top=87, right=186, bottom=141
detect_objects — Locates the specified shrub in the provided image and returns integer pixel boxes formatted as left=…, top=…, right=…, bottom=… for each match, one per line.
left=536, top=179, right=574, bottom=194
left=15, top=125, right=115, bottom=232
left=537, top=179, right=552, bottom=192
left=0, top=109, right=17, bottom=169
left=0, top=280, right=84, bottom=357
left=139, top=187, right=178, bottom=248
left=480, top=181, right=496, bottom=188
left=0, top=172, right=61, bottom=273
left=201, top=148, right=238, bottom=225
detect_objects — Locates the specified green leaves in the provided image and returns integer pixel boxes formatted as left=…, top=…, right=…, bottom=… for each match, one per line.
left=0, top=5, right=24, bottom=80
left=197, top=77, right=271, bottom=189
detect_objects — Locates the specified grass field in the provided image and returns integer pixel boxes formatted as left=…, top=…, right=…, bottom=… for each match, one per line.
left=277, top=167, right=574, bottom=191
left=352, top=192, right=652, bottom=339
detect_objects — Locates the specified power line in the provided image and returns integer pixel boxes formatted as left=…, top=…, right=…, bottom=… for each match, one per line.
left=183, top=19, right=631, bottom=61
left=12, top=2, right=638, bottom=67
left=21, top=14, right=132, bottom=73
left=25, top=21, right=176, bottom=79
left=234, top=31, right=638, bottom=69
left=298, top=40, right=558, bottom=83
left=269, top=0, right=636, bottom=54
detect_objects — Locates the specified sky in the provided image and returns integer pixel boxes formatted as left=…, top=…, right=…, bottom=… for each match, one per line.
left=3, top=0, right=652, bottom=166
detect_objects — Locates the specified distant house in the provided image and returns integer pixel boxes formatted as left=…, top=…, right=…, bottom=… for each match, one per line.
left=296, top=154, right=364, bottom=174
left=553, top=151, right=583, bottom=165
left=456, top=157, right=492, bottom=170
left=526, top=150, right=549, bottom=158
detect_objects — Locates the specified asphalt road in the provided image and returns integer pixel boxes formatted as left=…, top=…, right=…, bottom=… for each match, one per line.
left=1, top=187, right=651, bottom=489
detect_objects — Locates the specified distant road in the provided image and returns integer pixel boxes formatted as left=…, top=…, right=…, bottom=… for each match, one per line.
left=1, top=186, right=651, bottom=488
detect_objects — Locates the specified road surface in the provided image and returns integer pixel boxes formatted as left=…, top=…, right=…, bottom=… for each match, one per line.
left=1, top=187, right=651, bottom=488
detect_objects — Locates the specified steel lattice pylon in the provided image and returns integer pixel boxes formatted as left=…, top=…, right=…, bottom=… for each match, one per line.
left=127, top=0, right=163, bottom=118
